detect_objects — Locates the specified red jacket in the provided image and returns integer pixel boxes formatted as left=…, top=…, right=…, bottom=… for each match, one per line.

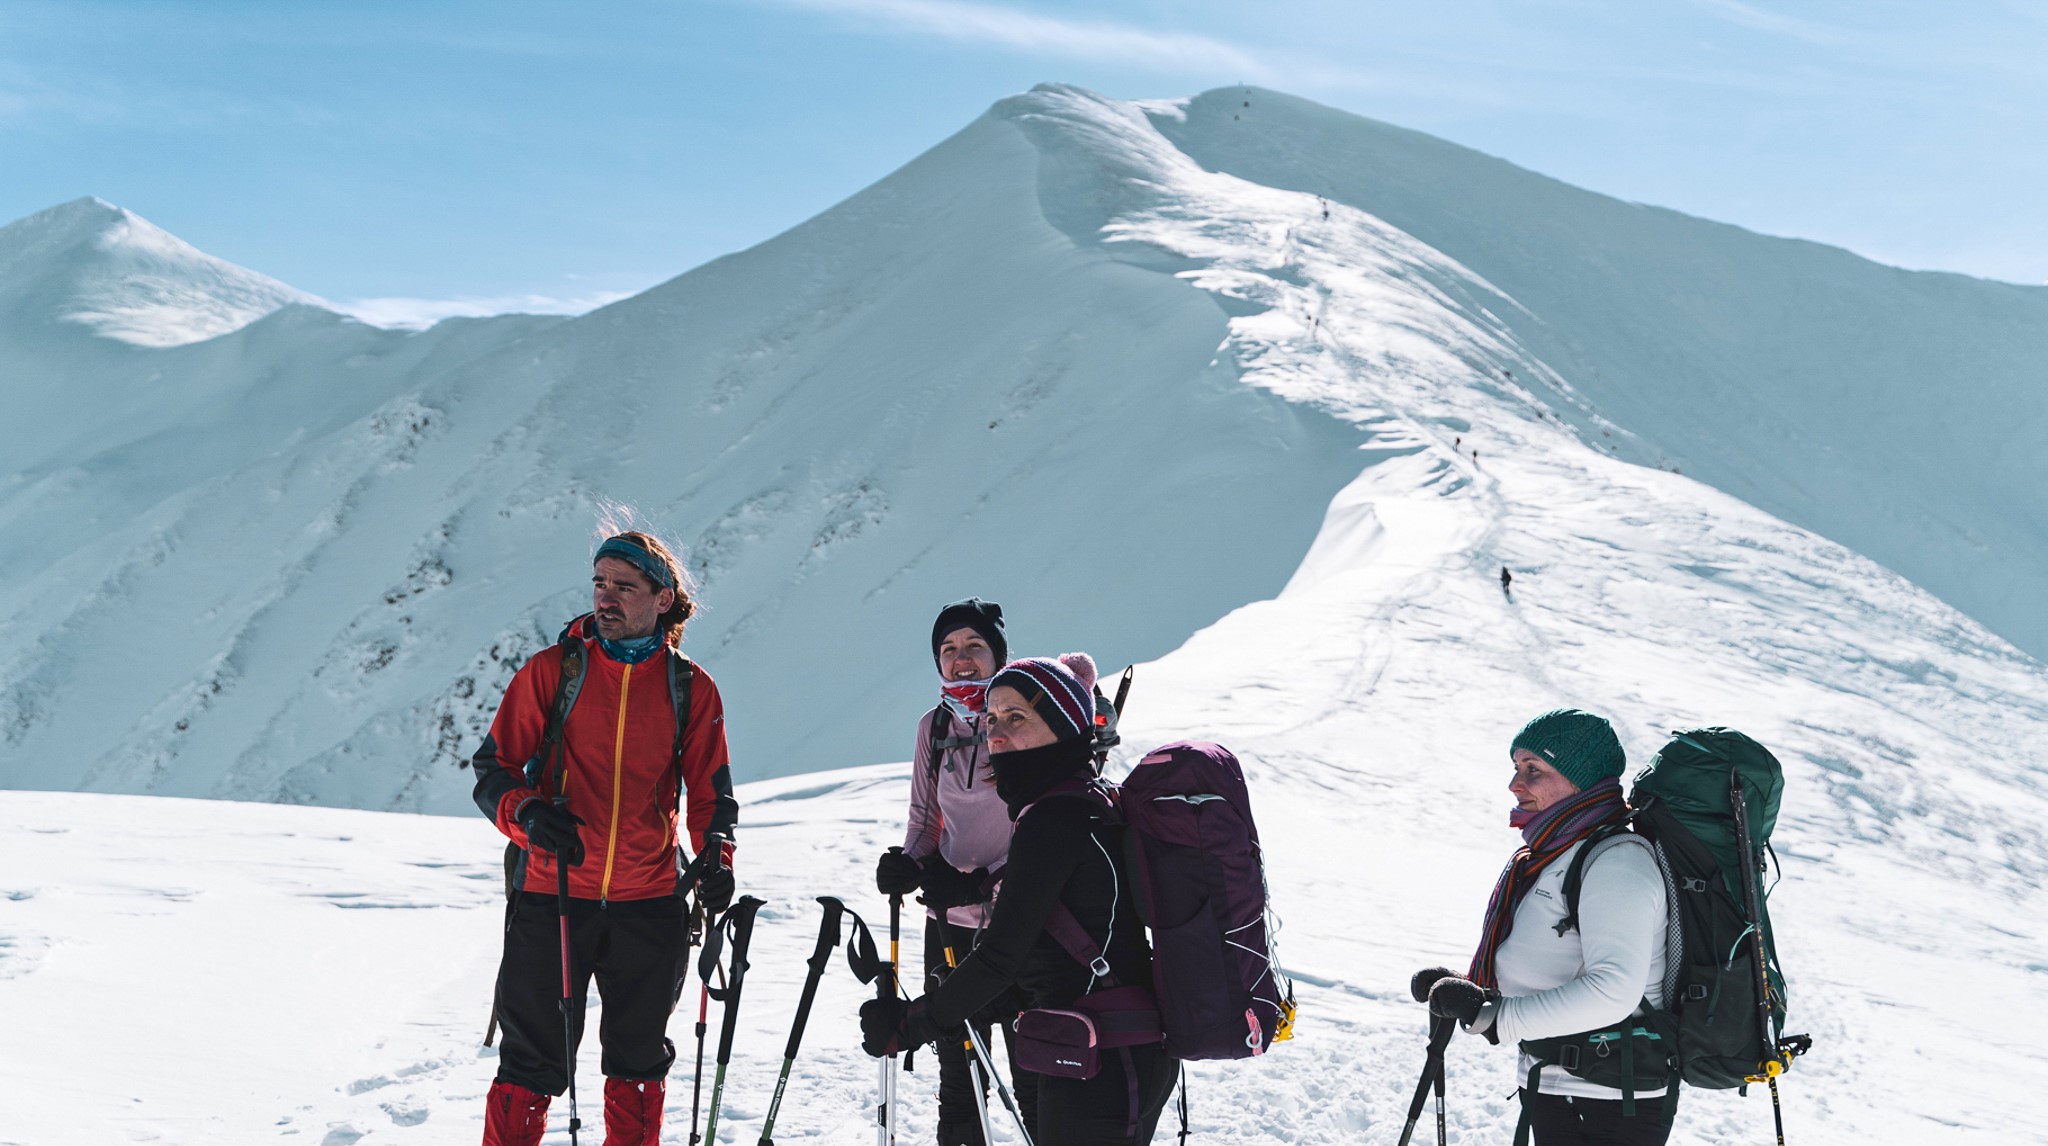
left=471, top=617, right=736, bottom=901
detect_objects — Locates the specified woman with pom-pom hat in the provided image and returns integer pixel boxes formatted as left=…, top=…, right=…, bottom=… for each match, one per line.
left=862, top=653, right=1180, bottom=1145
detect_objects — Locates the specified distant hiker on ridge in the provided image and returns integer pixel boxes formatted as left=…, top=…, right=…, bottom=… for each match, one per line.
left=469, top=526, right=739, bottom=1146
left=875, top=598, right=1038, bottom=1145
left=1500, top=566, right=1513, bottom=596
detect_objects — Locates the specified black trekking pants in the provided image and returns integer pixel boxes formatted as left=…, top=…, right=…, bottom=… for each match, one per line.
left=925, top=919, right=1038, bottom=1144
left=493, top=891, right=686, bottom=1096
left=1034, top=1042, right=1179, bottom=1146
left=1524, top=1089, right=1678, bottom=1146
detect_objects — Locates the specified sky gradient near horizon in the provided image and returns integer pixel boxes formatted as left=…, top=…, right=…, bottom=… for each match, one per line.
left=3, top=0, right=2042, bottom=324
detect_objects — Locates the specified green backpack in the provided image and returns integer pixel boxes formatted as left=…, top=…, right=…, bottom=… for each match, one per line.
left=1526, top=728, right=1809, bottom=1136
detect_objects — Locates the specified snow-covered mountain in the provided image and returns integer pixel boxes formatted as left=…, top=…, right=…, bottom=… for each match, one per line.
left=1, top=85, right=2043, bottom=817
left=0, top=196, right=319, bottom=348
left=2, top=84, right=2047, bottom=1145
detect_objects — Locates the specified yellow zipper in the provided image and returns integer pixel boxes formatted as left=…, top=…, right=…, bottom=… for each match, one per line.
left=599, top=662, right=632, bottom=900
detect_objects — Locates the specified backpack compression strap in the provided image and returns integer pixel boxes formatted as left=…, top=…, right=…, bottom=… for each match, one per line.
left=926, top=704, right=985, bottom=781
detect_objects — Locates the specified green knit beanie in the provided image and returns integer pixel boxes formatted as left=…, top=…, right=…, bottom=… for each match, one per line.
left=1510, top=709, right=1626, bottom=791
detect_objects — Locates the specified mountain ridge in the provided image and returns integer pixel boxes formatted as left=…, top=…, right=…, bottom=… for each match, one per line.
left=0, top=84, right=2042, bottom=820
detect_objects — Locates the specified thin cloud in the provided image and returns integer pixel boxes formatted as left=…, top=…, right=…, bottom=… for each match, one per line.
left=770, top=0, right=1275, bottom=79
left=336, top=291, right=636, bottom=330
left=1690, top=0, right=1859, bottom=47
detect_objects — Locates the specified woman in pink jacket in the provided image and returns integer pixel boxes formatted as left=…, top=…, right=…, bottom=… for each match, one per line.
left=874, top=598, right=1035, bottom=1146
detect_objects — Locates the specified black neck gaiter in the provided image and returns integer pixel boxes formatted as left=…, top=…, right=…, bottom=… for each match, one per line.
left=994, top=736, right=1096, bottom=819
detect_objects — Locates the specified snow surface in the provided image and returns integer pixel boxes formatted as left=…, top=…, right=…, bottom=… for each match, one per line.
left=5, top=87, right=2043, bottom=806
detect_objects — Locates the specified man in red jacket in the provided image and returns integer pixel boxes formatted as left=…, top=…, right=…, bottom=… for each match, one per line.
left=470, top=529, right=738, bottom=1146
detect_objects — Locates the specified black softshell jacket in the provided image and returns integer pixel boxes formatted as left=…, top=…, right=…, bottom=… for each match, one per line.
left=922, top=791, right=1152, bottom=1030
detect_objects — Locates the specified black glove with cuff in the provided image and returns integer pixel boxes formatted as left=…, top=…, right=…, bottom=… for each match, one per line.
left=876, top=848, right=923, bottom=896
left=1428, top=976, right=1501, bottom=1043
left=696, top=865, right=735, bottom=915
left=516, top=799, right=585, bottom=868
left=860, top=996, right=940, bottom=1058
left=917, top=859, right=991, bottom=910
left=1410, top=966, right=1456, bottom=1004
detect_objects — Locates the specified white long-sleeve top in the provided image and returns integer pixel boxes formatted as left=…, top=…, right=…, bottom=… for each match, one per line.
left=1490, top=834, right=1669, bottom=1100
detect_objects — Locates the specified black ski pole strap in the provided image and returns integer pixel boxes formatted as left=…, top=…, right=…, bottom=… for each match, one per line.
left=1513, top=1062, right=1542, bottom=1146
left=701, top=895, right=765, bottom=1001
left=837, top=906, right=885, bottom=987
left=711, top=897, right=766, bottom=1063
left=1176, top=1065, right=1189, bottom=1145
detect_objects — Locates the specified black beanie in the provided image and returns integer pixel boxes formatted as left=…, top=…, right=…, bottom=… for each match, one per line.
left=931, top=598, right=1007, bottom=669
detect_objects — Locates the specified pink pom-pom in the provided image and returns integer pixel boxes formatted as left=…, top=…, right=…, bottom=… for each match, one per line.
left=1058, top=652, right=1098, bottom=696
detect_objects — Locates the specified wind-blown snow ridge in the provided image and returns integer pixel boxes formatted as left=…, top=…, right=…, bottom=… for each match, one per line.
left=0, top=197, right=322, bottom=347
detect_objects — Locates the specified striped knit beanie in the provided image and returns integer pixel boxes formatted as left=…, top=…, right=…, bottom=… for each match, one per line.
left=1510, top=708, right=1626, bottom=791
left=990, top=653, right=1098, bottom=744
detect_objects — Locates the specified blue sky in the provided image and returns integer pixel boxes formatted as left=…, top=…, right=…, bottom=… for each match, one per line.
left=3, top=0, right=2042, bottom=322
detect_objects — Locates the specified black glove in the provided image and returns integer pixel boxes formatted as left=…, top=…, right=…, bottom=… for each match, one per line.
left=1428, top=976, right=1499, bottom=1035
left=860, top=995, right=904, bottom=1057
left=917, top=859, right=990, bottom=910
left=1410, top=966, right=1456, bottom=1003
left=516, top=799, right=585, bottom=867
left=969, top=983, right=1028, bottom=1030
left=876, top=848, right=923, bottom=896
left=696, top=864, right=735, bottom=915
left=860, top=996, right=939, bottom=1058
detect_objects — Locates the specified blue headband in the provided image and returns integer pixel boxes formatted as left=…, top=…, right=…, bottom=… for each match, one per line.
left=593, top=536, right=676, bottom=590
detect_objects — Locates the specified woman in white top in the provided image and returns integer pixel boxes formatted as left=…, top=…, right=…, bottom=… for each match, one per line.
left=1418, top=709, right=1675, bottom=1146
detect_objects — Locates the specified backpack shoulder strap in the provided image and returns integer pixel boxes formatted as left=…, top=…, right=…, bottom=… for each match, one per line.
left=1554, top=823, right=1640, bottom=937
left=1045, top=901, right=1118, bottom=988
left=540, top=635, right=589, bottom=797
left=668, top=648, right=696, bottom=782
left=926, top=704, right=947, bottom=781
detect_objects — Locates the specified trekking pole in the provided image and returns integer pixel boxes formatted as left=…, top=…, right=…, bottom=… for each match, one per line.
left=553, top=804, right=584, bottom=1146
left=687, top=900, right=715, bottom=1146
left=944, top=945, right=998, bottom=1146
left=681, top=815, right=733, bottom=1146
left=688, top=971, right=715, bottom=1146
left=1395, top=1015, right=1453, bottom=1146
left=702, top=895, right=767, bottom=1146
left=1432, top=1022, right=1447, bottom=1146
left=1729, top=772, right=1794, bottom=1145
left=880, top=858, right=906, bottom=1146
left=966, top=1023, right=1035, bottom=1146
left=758, top=898, right=851, bottom=1145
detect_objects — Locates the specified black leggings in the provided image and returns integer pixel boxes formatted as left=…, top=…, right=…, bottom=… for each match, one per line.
left=925, top=919, right=1038, bottom=1141
left=1524, top=1089, right=1678, bottom=1146
left=493, top=892, right=685, bottom=1096
left=1034, top=1042, right=1180, bottom=1146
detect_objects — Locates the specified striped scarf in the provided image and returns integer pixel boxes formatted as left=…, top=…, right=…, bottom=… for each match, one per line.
left=1466, top=777, right=1627, bottom=989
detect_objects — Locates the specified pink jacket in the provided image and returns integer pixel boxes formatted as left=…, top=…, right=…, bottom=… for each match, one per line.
left=903, top=706, right=1013, bottom=927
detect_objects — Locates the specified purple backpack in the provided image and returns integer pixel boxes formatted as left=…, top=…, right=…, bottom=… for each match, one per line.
left=1121, top=740, right=1291, bottom=1060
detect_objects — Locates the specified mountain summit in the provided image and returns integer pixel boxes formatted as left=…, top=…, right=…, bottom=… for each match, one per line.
left=0, top=85, right=2042, bottom=811
left=0, top=196, right=321, bottom=348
